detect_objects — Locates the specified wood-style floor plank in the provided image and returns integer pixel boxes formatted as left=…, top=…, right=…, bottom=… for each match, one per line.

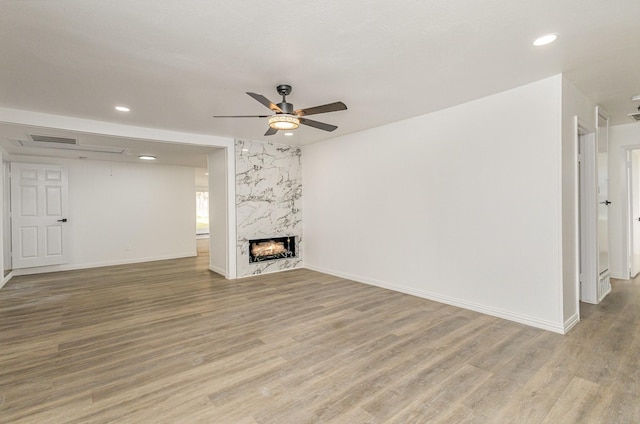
left=1, top=240, right=639, bottom=423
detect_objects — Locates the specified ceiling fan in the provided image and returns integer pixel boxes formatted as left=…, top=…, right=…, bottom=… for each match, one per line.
left=213, top=84, right=347, bottom=136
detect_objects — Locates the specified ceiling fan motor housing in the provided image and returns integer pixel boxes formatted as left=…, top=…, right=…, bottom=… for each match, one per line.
left=276, top=84, right=292, bottom=96
left=276, top=84, right=294, bottom=113
left=277, top=102, right=294, bottom=114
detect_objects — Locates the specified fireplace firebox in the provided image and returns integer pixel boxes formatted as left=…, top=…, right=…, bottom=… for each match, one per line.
left=248, top=236, right=296, bottom=263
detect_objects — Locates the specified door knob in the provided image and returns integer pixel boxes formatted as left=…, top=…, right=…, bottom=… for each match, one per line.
left=57, top=218, right=67, bottom=223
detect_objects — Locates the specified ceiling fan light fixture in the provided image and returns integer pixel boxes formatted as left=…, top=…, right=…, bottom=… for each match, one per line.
left=268, top=114, right=299, bottom=130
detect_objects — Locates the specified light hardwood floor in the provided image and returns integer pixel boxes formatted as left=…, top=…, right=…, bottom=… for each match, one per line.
left=1, top=241, right=639, bottom=423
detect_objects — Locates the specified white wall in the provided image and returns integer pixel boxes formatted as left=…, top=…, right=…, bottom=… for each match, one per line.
left=10, top=155, right=196, bottom=274
left=303, top=76, right=566, bottom=332
left=209, top=149, right=229, bottom=276
left=609, top=123, right=640, bottom=279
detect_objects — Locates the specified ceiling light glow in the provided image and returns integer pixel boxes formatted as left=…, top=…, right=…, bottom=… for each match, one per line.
left=533, top=33, right=558, bottom=46
left=115, top=106, right=130, bottom=112
left=268, top=114, right=300, bottom=130
left=138, top=155, right=156, bottom=160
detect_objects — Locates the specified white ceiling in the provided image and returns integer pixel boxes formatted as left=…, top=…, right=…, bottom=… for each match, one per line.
left=1, top=0, right=639, bottom=162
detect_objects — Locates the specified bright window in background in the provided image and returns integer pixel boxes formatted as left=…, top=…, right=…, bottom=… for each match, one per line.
left=196, top=191, right=209, bottom=235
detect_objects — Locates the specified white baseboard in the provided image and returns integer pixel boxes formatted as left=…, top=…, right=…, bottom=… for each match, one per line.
left=610, top=271, right=630, bottom=280
left=236, top=263, right=304, bottom=279
left=563, top=313, right=580, bottom=333
left=209, top=265, right=227, bottom=277
left=0, top=271, right=13, bottom=290
left=12, top=252, right=197, bottom=276
left=304, top=264, right=566, bottom=334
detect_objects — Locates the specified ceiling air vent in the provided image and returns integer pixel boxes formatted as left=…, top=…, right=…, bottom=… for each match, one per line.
left=628, top=112, right=640, bottom=122
left=16, top=136, right=125, bottom=154
left=29, top=134, right=77, bottom=144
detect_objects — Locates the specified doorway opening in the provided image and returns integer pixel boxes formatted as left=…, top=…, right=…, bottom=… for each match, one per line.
left=195, top=167, right=210, bottom=264
left=196, top=190, right=209, bottom=238
left=195, top=165, right=210, bottom=241
left=625, top=149, right=640, bottom=278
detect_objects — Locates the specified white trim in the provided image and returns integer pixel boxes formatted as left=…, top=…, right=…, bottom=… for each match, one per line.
left=226, top=145, right=237, bottom=279
left=0, top=271, right=13, bottom=289
left=571, top=116, right=581, bottom=325
left=305, top=264, right=567, bottom=334
left=208, top=265, right=227, bottom=276
left=626, top=149, right=634, bottom=279
left=12, top=252, right=196, bottom=276
left=563, top=313, right=580, bottom=333
left=596, top=105, right=610, bottom=124
left=235, top=263, right=304, bottom=279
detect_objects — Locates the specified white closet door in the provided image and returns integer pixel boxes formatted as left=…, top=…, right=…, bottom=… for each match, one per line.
left=11, top=163, right=70, bottom=269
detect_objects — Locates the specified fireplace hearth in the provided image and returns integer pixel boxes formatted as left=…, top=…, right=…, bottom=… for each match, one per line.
left=249, top=236, right=296, bottom=263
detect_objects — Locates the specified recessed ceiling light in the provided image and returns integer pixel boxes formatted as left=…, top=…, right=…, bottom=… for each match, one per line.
left=138, top=155, right=156, bottom=160
left=205, top=172, right=209, bottom=176
left=115, top=106, right=130, bottom=112
left=632, top=95, right=640, bottom=102
left=533, top=33, right=558, bottom=46
left=284, top=132, right=294, bottom=136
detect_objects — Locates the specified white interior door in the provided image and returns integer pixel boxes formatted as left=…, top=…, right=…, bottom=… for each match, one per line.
left=579, top=130, right=598, bottom=303
left=10, top=163, right=70, bottom=269
left=596, top=111, right=610, bottom=276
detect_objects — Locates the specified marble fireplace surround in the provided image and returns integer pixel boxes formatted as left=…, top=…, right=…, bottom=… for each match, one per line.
left=235, top=139, right=303, bottom=277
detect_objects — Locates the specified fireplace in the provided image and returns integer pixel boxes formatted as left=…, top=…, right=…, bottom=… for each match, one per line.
left=249, top=236, right=296, bottom=263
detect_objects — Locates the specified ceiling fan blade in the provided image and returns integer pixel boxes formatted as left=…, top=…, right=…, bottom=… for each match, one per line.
left=246, top=92, right=284, bottom=113
left=295, top=101, right=347, bottom=117
left=212, top=115, right=271, bottom=118
left=299, top=117, right=338, bottom=132
left=264, top=127, right=278, bottom=136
